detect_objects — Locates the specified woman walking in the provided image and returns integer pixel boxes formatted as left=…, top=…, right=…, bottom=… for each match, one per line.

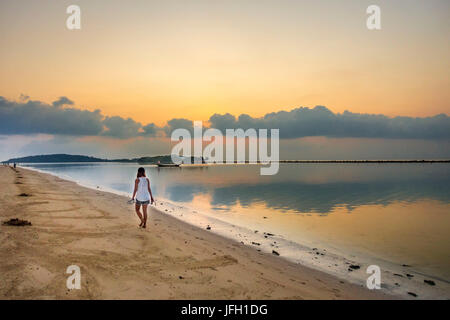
left=131, top=167, right=155, bottom=228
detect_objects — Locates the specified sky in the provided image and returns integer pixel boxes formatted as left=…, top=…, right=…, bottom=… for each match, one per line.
left=0, top=0, right=449, bottom=160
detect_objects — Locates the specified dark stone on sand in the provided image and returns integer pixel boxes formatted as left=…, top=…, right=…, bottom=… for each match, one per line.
left=424, top=280, right=435, bottom=286
left=394, top=273, right=403, bottom=277
left=349, top=265, right=360, bottom=270
left=402, top=264, right=411, bottom=267
left=272, top=250, right=280, bottom=256
left=406, top=274, right=414, bottom=278
left=179, top=276, right=184, bottom=279
left=407, top=292, right=417, bottom=297
left=206, top=225, right=211, bottom=230
left=3, top=218, right=32, bottom=226
left=251, top=242, right=261, bottom=246
left=264, top=232, right=274, bottom=236
left=18, top=193, right=30, bottom=197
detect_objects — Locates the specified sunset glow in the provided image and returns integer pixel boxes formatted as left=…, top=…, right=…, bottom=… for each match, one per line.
left=1, top=0, right=449, bottom=126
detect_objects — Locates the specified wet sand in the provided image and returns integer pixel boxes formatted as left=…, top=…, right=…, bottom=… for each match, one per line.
left=0, top=166, right=392, bottom=299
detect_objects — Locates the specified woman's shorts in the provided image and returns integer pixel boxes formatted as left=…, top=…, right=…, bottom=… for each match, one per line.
left=136, top=200, right=150, bottom=205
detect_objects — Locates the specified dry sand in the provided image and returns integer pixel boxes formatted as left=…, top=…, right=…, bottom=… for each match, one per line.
left=0, top=166, right=393, bottom=299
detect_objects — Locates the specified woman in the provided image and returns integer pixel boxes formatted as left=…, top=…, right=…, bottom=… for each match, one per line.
left=131, top=167, right=155, bottom=228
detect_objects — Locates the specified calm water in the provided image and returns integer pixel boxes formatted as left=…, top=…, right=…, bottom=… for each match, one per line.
left=23, top=162, right=450, bottom=280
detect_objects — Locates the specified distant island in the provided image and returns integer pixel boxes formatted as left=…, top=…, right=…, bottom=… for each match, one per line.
left=3, top=154, right=449, bottom=165
left=3, top=154, right=175, bottom=164
left=2, top=154, right=204, bottom=165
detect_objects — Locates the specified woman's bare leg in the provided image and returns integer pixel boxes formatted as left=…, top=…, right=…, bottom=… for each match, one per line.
left=142, top=204, right=148, bottom=228
left=135, top=204, right=144, bottom=226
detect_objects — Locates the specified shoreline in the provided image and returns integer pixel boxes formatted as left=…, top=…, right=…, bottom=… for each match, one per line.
left=0, top=166, right=394, bottom=299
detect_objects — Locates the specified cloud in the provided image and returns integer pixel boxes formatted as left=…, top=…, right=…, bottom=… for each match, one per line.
left=0, top=96, right=104, bottom=136
left=1, top=96, right=449, bottom=140
left=164, top=118, right=194, bottom=136
left=52, top=96, right=74, bottom=108
left=0, top=96, right=158, bottom=139
left=142, top=123, right=158, bottom=136
left=208, top=106, right=450, bottom=140
left=102, top=116, right=142, bottom=139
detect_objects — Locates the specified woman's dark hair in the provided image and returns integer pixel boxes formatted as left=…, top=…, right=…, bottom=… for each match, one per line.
left=137, top=167, right=146, bottom=178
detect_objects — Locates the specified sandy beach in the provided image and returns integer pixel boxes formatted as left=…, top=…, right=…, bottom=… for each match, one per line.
left=0, top=166, right=392, bottom=299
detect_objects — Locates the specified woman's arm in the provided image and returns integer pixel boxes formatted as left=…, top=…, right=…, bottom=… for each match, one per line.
left=131, top=178, right=139, bottom=200
left=147, top=178, right=155, bottom=204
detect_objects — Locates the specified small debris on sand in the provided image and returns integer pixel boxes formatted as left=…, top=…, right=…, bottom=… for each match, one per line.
left=3, top=218, right=32, bottom=226
left=18, top=193, right=30, bottom=197
left=407, top=292, right=417, bottom=297
left=349, top=265, right=360, bottom=270
left=206, top=225, right=211, bottom=230
left=251, top=242, right=260, bottom=246
left=424, top=280, right=435, bottom=286
left=272, top=250, right=280, bottom=256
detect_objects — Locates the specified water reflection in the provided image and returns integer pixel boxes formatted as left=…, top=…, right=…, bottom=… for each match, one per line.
left=23, top=163, right=450, bottom=215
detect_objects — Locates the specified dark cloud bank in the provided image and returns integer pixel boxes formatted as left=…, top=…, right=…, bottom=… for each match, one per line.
left=1, top=96, right=449, bottom=140
left=0, top=96, right=156, bottom=139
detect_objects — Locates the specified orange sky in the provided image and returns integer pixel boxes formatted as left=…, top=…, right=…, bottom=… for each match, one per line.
left=1, top=0, right=449, bottom=126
